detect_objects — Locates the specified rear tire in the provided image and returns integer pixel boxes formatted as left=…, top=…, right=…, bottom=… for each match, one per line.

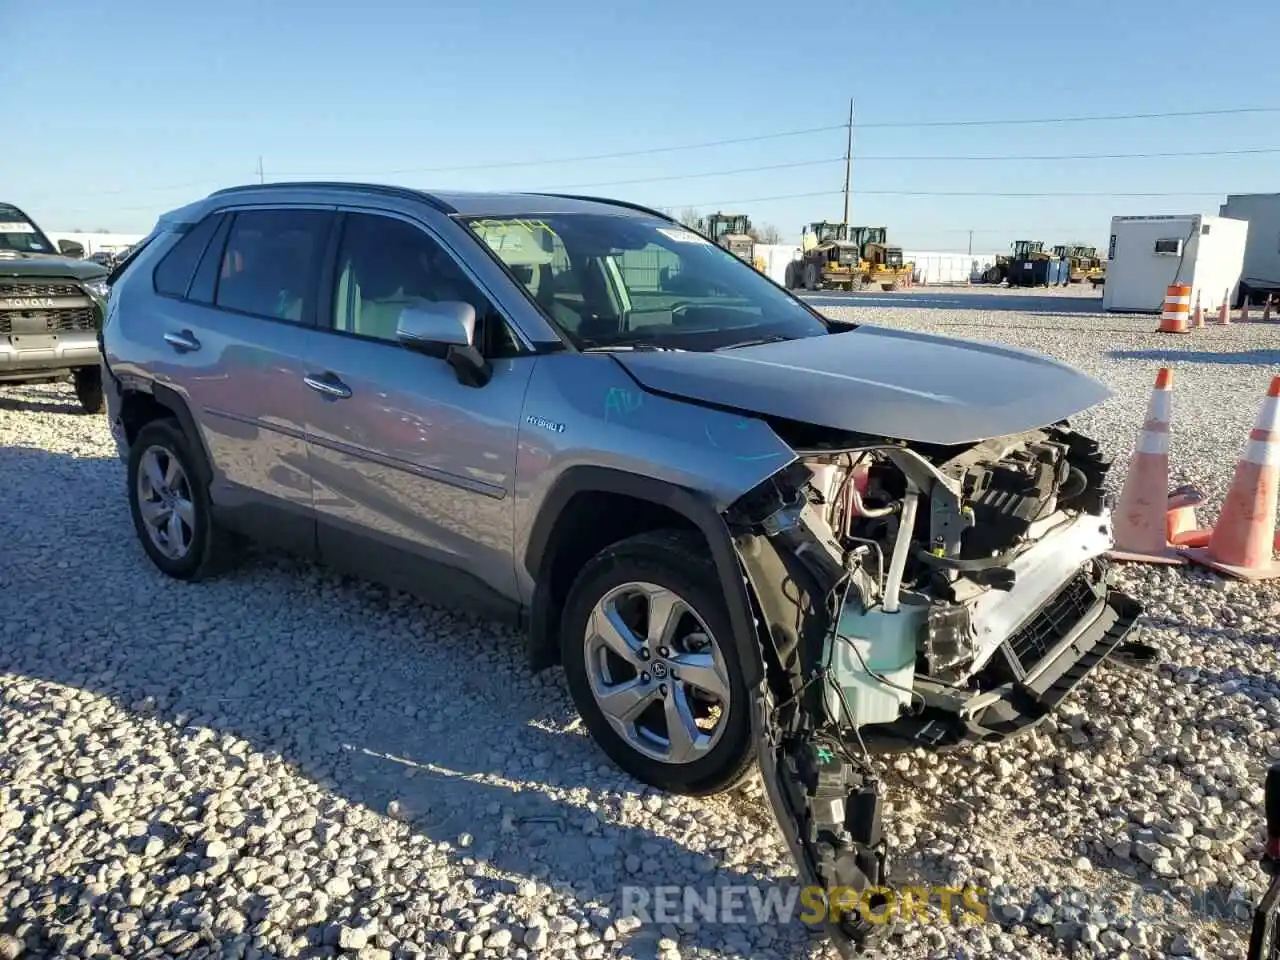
left=559, top=529, right=757, bottom=796
left=127, top=418, right=236, bottom=581
left=74, top=366, right=104, bottom=414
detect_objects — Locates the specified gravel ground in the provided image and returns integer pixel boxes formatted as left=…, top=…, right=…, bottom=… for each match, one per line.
left=1, top=287, right=1278, bottom=960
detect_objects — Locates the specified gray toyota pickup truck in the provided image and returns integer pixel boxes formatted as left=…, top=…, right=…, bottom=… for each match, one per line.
left=0, top=202, right=110, bottom=412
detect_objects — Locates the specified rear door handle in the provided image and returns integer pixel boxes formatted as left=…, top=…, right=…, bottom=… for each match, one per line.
left=163, top=329, right=201, bottom=353
left=303, top=372, right=352, bottom=400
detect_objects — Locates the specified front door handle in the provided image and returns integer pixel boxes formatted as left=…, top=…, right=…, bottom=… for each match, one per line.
left=163, top=329, right=201, bottom=353
left=303, top=372, right=352, bottom=400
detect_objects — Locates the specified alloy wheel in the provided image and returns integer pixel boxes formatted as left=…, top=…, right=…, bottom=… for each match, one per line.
left=135, top=445, right=196, bottom=560
left=583, top=581, right=732, bottom=764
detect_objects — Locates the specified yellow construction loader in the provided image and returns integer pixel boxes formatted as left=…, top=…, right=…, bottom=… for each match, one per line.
left=1053, top=244, right=1107, bottom=287
left=699, top=213, right=768, bottom=273
left=849, top=226, right=913, bottom=290
left=786, top=223, right=912, bottom=291
left=787, top=221, right=865, bottom=290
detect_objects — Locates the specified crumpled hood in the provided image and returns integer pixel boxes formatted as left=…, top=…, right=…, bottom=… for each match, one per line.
left=0, top=251, right=108, bottom=281
left=613, top=325, right=1111, bottom=446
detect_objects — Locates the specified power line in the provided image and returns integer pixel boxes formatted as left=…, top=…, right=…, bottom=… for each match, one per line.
left=268, top=124, right=847, bottom=178
left=265, top=107, right=1280, bottom=178
left=863, top=189, right=1225, bottom=197
left=663, top=188, right=1226, bottom=208
left=533, top=145, right=1279, bottom=191
left=853, top=106, right=1280, bottom=128
left=37, top=141, right=1279, bottom=210
left=31, top=105, right=1280, bottom=209
left=538, top=156, right=844, bottom=190
left=850, top=145, right=1280, bottom=161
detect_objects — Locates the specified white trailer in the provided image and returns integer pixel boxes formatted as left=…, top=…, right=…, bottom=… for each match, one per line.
left=753, top=243, right=803, bottom=287
left=1102, top=214, right=1248, bottom=314
left=1219, top=193, right=1280, bottom=305
left=905, top=251, right=1000, bottom=286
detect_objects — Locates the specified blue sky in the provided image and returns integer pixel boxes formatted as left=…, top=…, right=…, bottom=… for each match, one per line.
left=5, top=0, right=1278, bottom=252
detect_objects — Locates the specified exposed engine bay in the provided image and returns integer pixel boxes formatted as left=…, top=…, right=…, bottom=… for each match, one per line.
left=726, top=423, right=1144, bottom=955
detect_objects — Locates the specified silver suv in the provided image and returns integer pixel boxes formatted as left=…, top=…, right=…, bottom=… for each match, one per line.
left=102, top=183, right=1143, bottom=953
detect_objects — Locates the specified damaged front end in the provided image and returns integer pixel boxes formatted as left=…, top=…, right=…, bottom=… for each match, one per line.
left=724, top=423, right=1144, bottom=955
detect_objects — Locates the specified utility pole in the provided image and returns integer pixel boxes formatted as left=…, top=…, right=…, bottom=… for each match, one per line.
left=256, top=156, right=264, bottom=184
left=968, top=230, right=974, bottom=255
left=842, top=98, right=854, bottom=226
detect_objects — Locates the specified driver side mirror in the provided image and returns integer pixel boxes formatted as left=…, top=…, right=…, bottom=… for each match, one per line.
left=395, top=301, right=492, bottom=388
left=57, top=239, right=85, bottom=259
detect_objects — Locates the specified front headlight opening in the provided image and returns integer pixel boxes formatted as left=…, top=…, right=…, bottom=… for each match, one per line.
left=83, top=279, right=109, bottom=299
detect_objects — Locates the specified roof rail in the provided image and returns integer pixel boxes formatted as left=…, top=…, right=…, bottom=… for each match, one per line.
left=533, top=193, right=678, bottom=224
left=206, top=181, right=456, bottom=214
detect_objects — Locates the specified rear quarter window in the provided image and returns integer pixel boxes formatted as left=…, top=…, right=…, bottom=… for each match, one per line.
left=152, top=214, right=224, bottom=298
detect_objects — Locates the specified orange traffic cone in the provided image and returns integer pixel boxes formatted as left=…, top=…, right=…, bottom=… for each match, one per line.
left=1191, top=292, right=1204, bottom=328
left=1218, top=289, right=1231, bottom=326
left=1181, top=376, right=1280, bottom=580
left=1166, top=483, right=1211, bottom=547
left=1110, top=368, right=1184, bottom=563
left=1239, top=297, right=1250, bottom=323
left=1157, top=284, right=1192, bottom=334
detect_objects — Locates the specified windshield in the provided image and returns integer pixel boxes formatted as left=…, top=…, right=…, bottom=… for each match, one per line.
left=0, top=204, right=56, bottom=255
left=465, top=213, right=829, bottom=351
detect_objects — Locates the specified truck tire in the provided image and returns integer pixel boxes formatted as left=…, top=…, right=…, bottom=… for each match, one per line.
left=73, top=366, right=104, bottom=414
left=559, top=529, right=757, bottom=796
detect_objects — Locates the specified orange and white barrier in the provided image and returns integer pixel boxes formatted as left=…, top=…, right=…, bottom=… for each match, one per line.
left=1110, top=368, right=1184, bottom=563
left=1182, top=377, right=1280, bottom=580
left=1157, top=284, right=1192, bottom=334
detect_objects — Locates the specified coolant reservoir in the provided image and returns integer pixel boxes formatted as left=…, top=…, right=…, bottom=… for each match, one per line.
left=824, top=597, right=921, bottom=728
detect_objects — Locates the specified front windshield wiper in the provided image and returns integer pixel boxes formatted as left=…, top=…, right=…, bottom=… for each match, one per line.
left=579, top=342, right=678, bottom=353
left=714, top=334, right=792, bottom=350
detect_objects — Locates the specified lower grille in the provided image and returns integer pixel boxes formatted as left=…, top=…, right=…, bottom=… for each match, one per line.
left=0, top=281, right=83, bottom=298
left=0, top=308, right=97, bottom=335
left=1006, top=571, right=1101, bottom=671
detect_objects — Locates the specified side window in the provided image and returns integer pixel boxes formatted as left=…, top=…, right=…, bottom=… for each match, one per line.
left=152, top=214, right=224, bottom=298
left=185, top=215, right=233, bottom=305
left=471, top=218, right=585, bottom=333
left=213, top=209, right=331, bottom=323
left=330, top=213, right=518, bottom=356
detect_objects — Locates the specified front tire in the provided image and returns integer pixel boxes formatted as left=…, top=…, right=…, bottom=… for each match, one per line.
left=560, top=529, right=756, bottom=796
left=73, top=366, right=104, bottom=414
left=127, top=418, right=235, bottom=581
